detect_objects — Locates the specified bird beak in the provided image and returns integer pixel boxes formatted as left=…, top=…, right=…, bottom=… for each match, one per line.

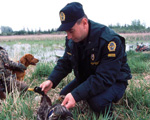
left=28, top=88, right=34, bottom=91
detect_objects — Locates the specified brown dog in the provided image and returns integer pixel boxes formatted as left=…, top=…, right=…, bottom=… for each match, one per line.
left=13, top=54, right=39, bottom=81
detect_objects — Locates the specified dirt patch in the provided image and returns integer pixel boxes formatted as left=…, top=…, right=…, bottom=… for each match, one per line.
left=1, top=33, right=150, bottom=41
left=0, top=34, right=66, bottom=41
left=119, top=32, right=150, bottom=37
left=144, top=75, right=150, bottom=82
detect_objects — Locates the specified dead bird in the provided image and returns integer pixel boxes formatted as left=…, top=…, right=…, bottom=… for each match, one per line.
left=28, top=86, right=74, bottom=120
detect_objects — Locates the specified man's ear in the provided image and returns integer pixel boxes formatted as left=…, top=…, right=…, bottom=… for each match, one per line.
left=82, top=18, right=89, bottom=33
left=82, top=18, right=88, bottom=25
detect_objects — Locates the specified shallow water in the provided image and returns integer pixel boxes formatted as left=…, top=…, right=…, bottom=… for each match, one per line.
left=126, top=42, right=150, bottom=51
left=1, top=42, right=150, bottom=62
left=1, top=43, right=64, bottom=63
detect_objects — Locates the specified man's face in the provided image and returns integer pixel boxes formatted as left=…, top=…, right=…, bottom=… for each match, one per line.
left=66, top=18, right=88, bottom=42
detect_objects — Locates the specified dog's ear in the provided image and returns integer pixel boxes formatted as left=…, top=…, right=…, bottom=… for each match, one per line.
left=20, top=55, right=27, bottom=65
left=25, top=54, right=34, bottom=62
left=22, top=54, right=34, bottom=67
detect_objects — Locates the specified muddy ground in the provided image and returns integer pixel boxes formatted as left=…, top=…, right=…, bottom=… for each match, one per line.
left=0, top=33, right=150, bottom=41
left=0, top=34, right=66, bottom=41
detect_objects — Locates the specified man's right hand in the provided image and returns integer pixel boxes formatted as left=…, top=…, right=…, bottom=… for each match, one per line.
left=40, top=80, right=53, bottom=94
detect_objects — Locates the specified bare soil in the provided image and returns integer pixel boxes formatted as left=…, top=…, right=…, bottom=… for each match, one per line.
left=0, top=33, right=150, bottom=41
left=0, top=34, right=66, bottom=41
left=119, top=32, right=150, bottom=37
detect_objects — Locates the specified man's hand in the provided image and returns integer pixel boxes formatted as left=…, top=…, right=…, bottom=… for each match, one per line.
left=40, top=80, right=53, bottom=94
left=61, top=93, right=76, bottom=109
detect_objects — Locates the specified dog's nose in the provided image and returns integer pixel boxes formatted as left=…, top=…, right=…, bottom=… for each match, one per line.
left=35, top=59, right=39, bottom=62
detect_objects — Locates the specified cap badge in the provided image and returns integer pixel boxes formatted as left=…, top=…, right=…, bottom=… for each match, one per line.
left=60, top=12, right=65, bottom=21
left=108, top=41, right=116, bottom=52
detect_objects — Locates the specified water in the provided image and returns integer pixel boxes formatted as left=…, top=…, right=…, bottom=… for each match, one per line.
left=1, top=42, right=150, bottom=62
left=1, top=43, right=64, bottom=63
left=126, top=42, right=150, bottom=51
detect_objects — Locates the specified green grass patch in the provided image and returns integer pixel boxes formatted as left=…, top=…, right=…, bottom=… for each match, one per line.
left=31, top=62, right=55, bottom=79
left=127, top=50, right=150, bottom=73
left=0, top=36, right=150, bottom=119
left=0, top=92, right=36, bottom=120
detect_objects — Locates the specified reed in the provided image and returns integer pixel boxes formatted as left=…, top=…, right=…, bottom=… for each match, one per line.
left=0, top=35, right=150, bottom=119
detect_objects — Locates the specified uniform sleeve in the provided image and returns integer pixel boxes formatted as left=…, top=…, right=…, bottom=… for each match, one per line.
left=71, top=36, right=125, bottom=102
left=48, top=41, right=72, bottom=88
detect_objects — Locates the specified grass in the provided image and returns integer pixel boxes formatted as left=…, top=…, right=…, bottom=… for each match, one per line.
left=125, top=35, right=150, bottom=44
left=127, top=50, right=150, bottom=73
left=0, top=34, right=150, bottom=119
left=31, top=62, right=54, bottom=79
left=0, top=39, right=65, bottom=50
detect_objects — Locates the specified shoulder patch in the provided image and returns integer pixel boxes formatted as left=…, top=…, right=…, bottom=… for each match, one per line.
left=107, top=41, right=116, bottom=52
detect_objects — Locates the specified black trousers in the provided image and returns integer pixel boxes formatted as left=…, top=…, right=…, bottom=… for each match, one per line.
left=60, top=78, right=127, bottom=115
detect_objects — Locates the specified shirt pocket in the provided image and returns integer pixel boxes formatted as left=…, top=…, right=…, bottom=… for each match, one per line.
left=88, top=47, right=100, bottom=72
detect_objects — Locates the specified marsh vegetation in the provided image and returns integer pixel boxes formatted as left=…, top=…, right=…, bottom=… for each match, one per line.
left=0, top=34, right=150, bottom=119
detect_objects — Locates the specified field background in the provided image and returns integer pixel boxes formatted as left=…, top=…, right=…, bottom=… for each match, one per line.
left=0, top=33, right=150, bottom=120
left=1, top=33, right=150, bottom=40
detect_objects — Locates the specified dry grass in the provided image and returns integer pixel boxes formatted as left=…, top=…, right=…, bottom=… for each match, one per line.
left=1, top=33, right=150, bottom=41
left=0, top=34, right=66, bottom=41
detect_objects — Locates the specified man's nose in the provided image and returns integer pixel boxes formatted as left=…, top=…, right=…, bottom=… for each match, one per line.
left=66, top=32, right=72, bottom=39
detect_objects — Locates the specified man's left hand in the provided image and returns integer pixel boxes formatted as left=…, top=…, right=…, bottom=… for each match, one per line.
left=61, top=93, right=76, bottom=109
